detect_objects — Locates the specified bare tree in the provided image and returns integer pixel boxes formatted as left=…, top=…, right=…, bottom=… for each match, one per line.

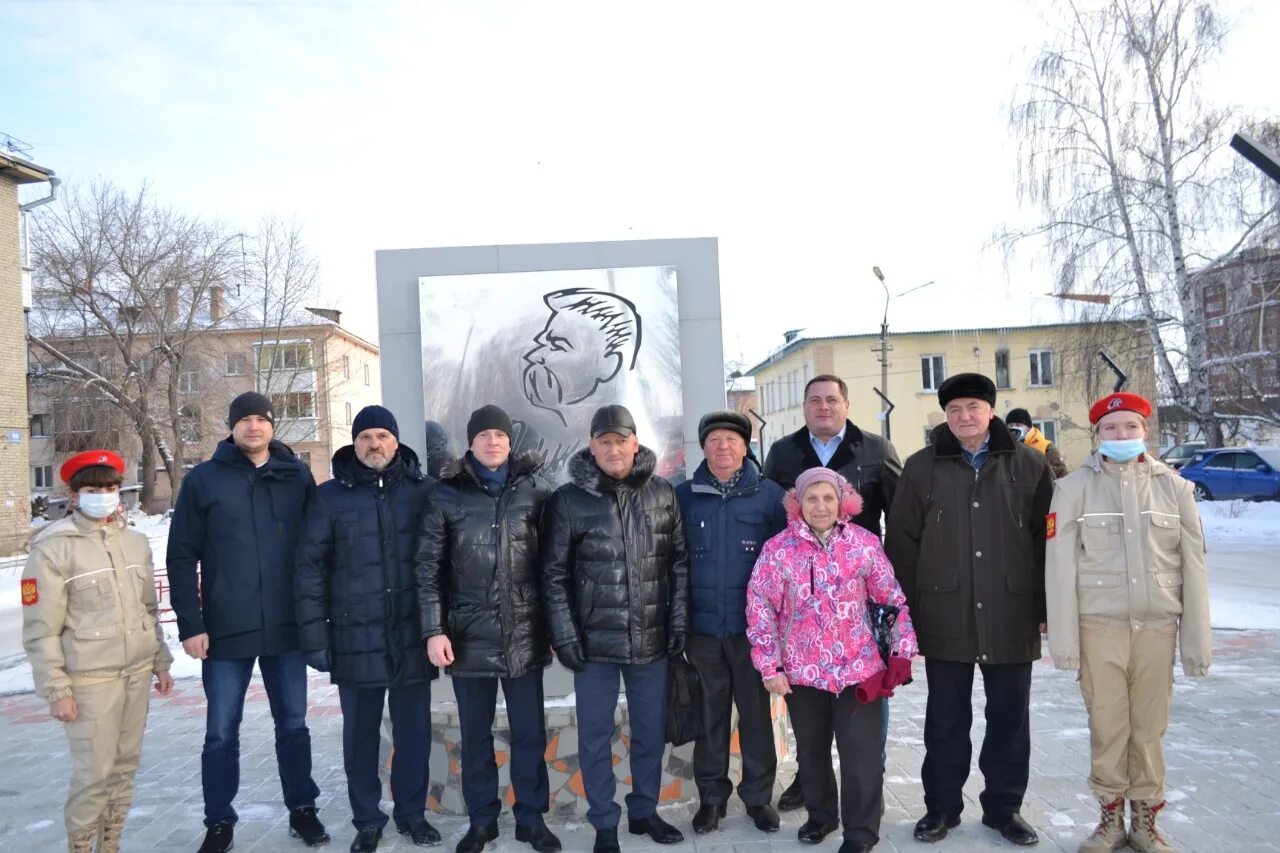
left=1003, top=0, right=1280, bottom=445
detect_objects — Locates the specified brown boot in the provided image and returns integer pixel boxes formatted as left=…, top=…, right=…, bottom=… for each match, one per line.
left=1078, top=797, right=1126, bottom=852
left=98, top=804, right=129, bottom=853
left=67, top=827, right=96, bottom=853
left=1129, top=800, right=1176, bottom=853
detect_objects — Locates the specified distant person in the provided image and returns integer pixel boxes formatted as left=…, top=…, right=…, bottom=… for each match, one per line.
left=22, top=451, right=174, bottom=853
left=1046, top=392, right=1210, bottom=853
left=424, top=420, right=454, bottom=480
left=1005, top=408, right=1069, bottom=478
left=167, top=392, right=328, bottom=853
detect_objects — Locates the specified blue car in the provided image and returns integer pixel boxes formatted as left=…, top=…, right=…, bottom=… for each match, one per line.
left=1178, top=447, right=1280, bottom=501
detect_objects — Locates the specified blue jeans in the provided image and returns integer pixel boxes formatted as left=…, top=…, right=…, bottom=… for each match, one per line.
left=201, top=651, right=320, bottom=826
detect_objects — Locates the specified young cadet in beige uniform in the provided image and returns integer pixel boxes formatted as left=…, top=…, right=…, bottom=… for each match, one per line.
left=1046, top=393, right=1210, bottom=853
left=21, top=451, right=175, bottom=853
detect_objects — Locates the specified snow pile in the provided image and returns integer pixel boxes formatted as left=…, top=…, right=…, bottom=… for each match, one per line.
left=1199, top=500, right=1280, bottom=541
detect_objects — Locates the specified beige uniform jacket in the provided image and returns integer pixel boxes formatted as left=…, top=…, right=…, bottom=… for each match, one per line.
left=22, top=511, right=173, bottom=702
left=1046, top=452, right=1210, bottom=677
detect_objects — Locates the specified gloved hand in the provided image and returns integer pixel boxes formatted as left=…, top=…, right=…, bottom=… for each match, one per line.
left=854, top=670, right=887, bottom=704
left=304, top=649, right=331, bottom=673
left=555, top=643, right=587, bottom=673
left=666, top=632, right=687, bottom=659
left=884, top=655, right=913, bottom=690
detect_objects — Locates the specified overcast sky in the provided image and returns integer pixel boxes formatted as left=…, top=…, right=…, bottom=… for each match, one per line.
left=4, top=0, right=1275, bottom=370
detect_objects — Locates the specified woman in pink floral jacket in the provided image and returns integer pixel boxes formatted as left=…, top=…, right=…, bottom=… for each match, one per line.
left=747, top=467, right=917, bottom=853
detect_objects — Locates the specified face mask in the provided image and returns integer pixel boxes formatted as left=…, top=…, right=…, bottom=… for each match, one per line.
left=1099, top=438, right=1146, bottom=462
left=78, top=492, right=120, bottom=519
left=1009, top=425, right=1028, bottom=441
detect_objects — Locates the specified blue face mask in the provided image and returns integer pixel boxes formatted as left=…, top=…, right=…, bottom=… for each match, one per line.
left=1099, top=438, right=1146, bottom=462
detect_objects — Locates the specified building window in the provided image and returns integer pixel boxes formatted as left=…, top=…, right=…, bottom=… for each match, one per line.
left=363, top=363, right=371, bottom=386
left=343, top=355, right=351, bottom=380
left=994, top=349, right=1011, bottom=389
left=271, top=392, right=316, bottom=419
left=345, top=402, right=353, bottom=424
left=30, top=413, right=52, bottom=437
left=298, top=451, right=312, bottom=467
left=179, top=405, right=202, bottom=443
left=225, top=352, right=247, bottom=376
left=259, top=343, right=313, bottom=372
left=1029, top=350, right=1054, bottom=387
left=32, top=465, right=54, bottom=489
left=1034, top=419, right=1057, bottom=443
left=923, top=427, right=935, bottom=447
left=921, top=355, right=946, bottom=391
left=179, top=370, right=199, bottom=394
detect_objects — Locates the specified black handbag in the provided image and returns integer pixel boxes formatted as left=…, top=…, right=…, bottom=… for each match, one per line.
left=868, top=602, right=902, bottom=668
left=665, top=656, right=703, bottom=746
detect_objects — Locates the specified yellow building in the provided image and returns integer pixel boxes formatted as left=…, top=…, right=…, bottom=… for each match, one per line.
left=747, top=320, right=1156, bottom=471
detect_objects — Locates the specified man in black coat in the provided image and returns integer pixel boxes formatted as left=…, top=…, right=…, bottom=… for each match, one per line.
left=417, top=405, right=560, bottom=853
left=167, top=392, right=327, bottom=853
left=294, top=405, right=439, bottom=853
left=885, top=374, right=1053, bottom=848
left=541, top=405, right=691, bottom=853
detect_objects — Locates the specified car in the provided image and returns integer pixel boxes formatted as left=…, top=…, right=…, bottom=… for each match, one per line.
left=1178, top=446, right=1280, bottom=501
left=1160, top=441, right=1206, bottom=470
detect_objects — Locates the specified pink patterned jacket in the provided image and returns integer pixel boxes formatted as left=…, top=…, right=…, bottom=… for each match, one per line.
left=746, top=492, right=917, bottom=694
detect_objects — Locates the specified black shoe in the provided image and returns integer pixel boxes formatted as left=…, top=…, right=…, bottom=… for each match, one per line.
left=692, top=803, right=726, bottom=835
left=981, top=813, right=1039, bottom=846
left=747, top=804, right=780, bottom=833
left=593, top=828, right=620, bottom=853
left=198, top=823, right=234, bottom=853
left=838, top=842, right=875, bottom=853
left=913, top=812, right=961, bottom=843
left=628, top=814, right=685, bottom=845
left=289, top=807, right=331, bottom=847
left=778, top=777, right=805, bottom=812
left=398, top=816, right=443, bottom=847
left=798, top=820, right=839, bottom=844
left=515, top=817, right=562, bottom=853
left=454, top=823, right=497, bottom=853
left=350, top=826, right=382, bottom=853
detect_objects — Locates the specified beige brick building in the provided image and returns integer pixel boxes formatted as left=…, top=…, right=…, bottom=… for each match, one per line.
left=1, top=151, right=56, bottom=554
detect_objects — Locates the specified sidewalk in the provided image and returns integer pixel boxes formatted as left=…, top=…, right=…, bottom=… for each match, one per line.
left=2, top=629, right=1278, bottom=852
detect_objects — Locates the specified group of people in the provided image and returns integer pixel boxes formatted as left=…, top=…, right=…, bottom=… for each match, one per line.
left=21, top=368, right=1209, bottom=853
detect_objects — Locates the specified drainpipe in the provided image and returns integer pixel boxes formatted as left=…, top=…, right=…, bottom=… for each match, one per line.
left=19, top=175, right=60, bottom=212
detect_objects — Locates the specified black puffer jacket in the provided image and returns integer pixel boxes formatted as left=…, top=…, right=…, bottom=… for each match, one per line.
left=294, top=445, right=436, bottom=688
left=885, top=418, right=1054, bottom=665
left=415, top=452, right=553, bottom=679
left=541, top=446, right=691, bottom=665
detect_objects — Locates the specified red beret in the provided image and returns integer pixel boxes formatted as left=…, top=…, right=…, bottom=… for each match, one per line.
left=60, top=450, right=126, bottom=485
left=1089, top=392, right=1152, bottom=425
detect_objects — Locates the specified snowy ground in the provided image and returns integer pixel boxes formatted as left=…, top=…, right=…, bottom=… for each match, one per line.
left=1, top=502, right=1278, bottom=696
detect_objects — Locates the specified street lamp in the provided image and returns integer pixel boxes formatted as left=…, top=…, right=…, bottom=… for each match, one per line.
left=870, top=267, right=935, bottom=441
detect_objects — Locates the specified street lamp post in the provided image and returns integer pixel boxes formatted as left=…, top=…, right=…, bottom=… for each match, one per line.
left=870, top=267, right=936, bottom=442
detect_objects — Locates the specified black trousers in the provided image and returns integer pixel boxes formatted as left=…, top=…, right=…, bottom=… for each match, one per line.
left=686, top=634, right=777, bottom=807
left=788, top=684, right=883, bottom=845
left=921, top=658, right=1032, bottom=820
left=338, top=682, right=431, bottom=830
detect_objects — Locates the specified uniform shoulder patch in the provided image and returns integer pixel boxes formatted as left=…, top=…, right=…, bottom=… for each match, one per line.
left=21, top=578, right=38, bottom=606
left=1045, top=512, right=1057, bottom=540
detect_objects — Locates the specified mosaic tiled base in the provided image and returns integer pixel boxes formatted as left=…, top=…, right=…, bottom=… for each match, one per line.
left=379, top=689, right=794, bottom=816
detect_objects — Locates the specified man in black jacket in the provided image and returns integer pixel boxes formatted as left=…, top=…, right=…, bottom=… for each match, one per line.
left=541, top=404, right=691, bottom=853
left=295, top=405, right=439, bottom=852
left=761, top=373, right=902, bottom=811
left=417, top=405, right=561, bottom=853
left=167, top=392, right=327, bottom=853
left=885, top=374, right=1053, bottom=848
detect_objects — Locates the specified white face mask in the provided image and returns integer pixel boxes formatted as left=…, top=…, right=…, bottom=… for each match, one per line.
left=78, top=492, right=120, bottom=519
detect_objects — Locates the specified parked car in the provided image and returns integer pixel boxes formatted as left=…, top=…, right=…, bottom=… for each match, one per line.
left=1160, top=441, right=1207, bottom=470
left=1178, top=447, right=1280, bottom=501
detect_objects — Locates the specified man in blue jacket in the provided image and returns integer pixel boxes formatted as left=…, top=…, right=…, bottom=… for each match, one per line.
left=675, top=411, right=786, bottom=837
left=295, top=405, right=440, bottom=853
left=167, top=392, right=327, bottom=853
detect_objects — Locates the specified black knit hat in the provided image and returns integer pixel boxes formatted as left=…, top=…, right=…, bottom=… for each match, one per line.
left=467, top=404, right=514, bottom=445
left=1005, top=407, right=1033, bottom=427
left=937, top=373, right=997, bottom=409
left=228, top=391, right=274, bottom=427
left=352, top=405, right=399, bottom=442
left=697, top=410, right=752, bottom=447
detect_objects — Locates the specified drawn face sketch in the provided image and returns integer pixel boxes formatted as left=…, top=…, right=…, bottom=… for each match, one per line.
left=522, top=288, right=642, bottom=425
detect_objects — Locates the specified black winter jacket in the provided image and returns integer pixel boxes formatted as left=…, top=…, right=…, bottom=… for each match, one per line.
left=884, top=417, right=1054, bottom=664
left=763, top=420, right=901, bottom=538
left=541, top=447, right=691, bottom=665
left=294, top=446, right=436, bottom=688
left=416, top=452, right=553, bottom=679
left=675, top=459, right=787, bottom=638
left=167, top=438, right=315, bottom=659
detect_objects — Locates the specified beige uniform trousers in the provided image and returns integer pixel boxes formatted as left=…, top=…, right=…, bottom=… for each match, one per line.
left=62, top=667, right=152, bottom=833
left=1078, top=619, right=1176, bottom=801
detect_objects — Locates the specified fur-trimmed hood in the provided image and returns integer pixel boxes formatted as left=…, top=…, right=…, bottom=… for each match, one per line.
left=783, top=478, right=864, bottom=524
left=568, top=445, right=658, bottom=495
left=441, top=450, right=543, bottom=484
left=927, top=415, right=1019, bottom=457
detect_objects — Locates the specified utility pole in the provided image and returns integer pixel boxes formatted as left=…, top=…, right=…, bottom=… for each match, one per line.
left=872, top=266, right=892, bottom=440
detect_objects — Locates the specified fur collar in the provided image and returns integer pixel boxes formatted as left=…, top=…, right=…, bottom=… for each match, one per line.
left=568, top=445, right=657, bottom=495
left=929, top=416, right=1018, bottom=458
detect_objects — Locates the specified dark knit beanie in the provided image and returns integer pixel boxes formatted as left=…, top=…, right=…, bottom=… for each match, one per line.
left=228, top=391, right=274, bottom=427
left=1005, top=408, right=1034, bottom=428
left=697, top=410, right=752, bottom=447
left=467, top=404, right=514, bottom=445
left=937, top=373, right=997, bottom=409
left=352, top=405, right=399, bottom=442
